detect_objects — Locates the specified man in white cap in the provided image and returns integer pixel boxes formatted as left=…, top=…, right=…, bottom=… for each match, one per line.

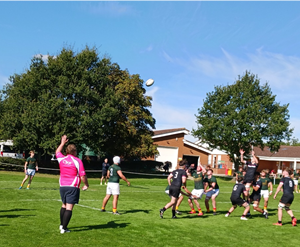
left=100, top=156, right=130, bottom=215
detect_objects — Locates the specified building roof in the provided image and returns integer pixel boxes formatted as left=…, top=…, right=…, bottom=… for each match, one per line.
left=254, top=146, right=300, bottom=158
left=183, top=139, right=212, bottom=154
left=152, top=128, right=189, bottom=139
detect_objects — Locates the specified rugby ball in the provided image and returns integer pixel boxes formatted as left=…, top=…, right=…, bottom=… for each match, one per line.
left=145, top=78, right=154, bottom=87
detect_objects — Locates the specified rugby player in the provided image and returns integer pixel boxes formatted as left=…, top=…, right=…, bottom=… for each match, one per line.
left=260, top=170, right=273, bottom=213
left=204, top=169, right=219, bottom=215
left=273, top=168, right=297, bottom=226
left=160, top=160, right=189, bottom=219
left=225, top=176, right=250, bottom=220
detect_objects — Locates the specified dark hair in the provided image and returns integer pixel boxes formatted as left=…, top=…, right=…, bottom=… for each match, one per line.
left=237, top=177, right=243, bottom=183
left=255, top=171, right=260, bottom=176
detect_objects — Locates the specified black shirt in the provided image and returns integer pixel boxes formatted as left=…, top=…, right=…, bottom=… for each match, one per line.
left=251, top=179, right=262, bottom=195
left=280, top=177, right=294, bottom=195
left=171, top=169, right=187, bottom=188
left=230, top=183, right=246, bottom=199
left=245, top=161, right=258, bottom=179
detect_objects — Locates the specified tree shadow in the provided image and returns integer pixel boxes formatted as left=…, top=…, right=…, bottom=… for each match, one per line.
left=122, top=209, right=151, bottom=214
left=71, top=221, right=130, bottom=232
left=0, top=224, right=9, bottom=226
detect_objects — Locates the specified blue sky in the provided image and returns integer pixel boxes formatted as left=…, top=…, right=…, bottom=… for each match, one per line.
left=1, top=1, right=300, bottom=141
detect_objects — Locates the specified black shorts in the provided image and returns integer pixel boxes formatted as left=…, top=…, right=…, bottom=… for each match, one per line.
left=231, top=197, right=247, bottom=207
left=250, top=193, right=261, bottom=202
left=60, top=187, right=80, bottom=204
left=244, top=176, right=254, bottom=184
left=169, top=185, right=181, bottom=198
left=280, top=193, right=294, bottom=205
left=102, top=170, right=108, bottom=177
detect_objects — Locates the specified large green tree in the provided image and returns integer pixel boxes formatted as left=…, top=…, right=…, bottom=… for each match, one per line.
left=192, top=71, right=293, bottom=169
left=0, top=47, right=157, bottom=158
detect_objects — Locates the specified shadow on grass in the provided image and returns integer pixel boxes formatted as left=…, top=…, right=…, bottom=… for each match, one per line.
left=0, top=208, right=35, bottom=213
left=71, top=220, right=130, bottom=232
left=122, top=209, right=151, bottom=214
left=119, top=184, right=148, bottom=189
left=0, top=224, right=9, bottom=226
left=0, top=214, right=36, bottom=218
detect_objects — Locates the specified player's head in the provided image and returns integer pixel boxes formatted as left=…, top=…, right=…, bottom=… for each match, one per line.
left=104, top=158, right=108, bottom=163
left=66, top=144, right=77, bottom=156
left=179, top=159, right=187, bottom=169
left=237, top=176, right=243, bottom=183
left=283, top=168, right=292, bottom=177
left=29, top=150, right=35, bottom=157
left=239, top=166, right=243, bottom=171
left=260, top=170, right=266, bottom=177
left=113, top=156, right=121, bottom=164
left=206, top=169, right=213, bottom=176
left=254, top=171, right=260, bottom=179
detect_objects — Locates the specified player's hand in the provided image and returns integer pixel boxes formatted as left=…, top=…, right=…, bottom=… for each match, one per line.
left=269, top=191, right=272, bottom=195
left=273, top=195, right=276, bottom=199
left=239, top=149, right=245, bottom=154
left=127, top=181, right=131, bottom=186
left=61, top=135, right=69, bottom=144
left=82, top=185, right=88, bottom=191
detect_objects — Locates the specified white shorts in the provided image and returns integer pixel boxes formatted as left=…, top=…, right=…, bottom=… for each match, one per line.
left=191, top=189, right=204, bottom=199
left=106, top=182, right=120, bottom=195
left=165, top=190, right=182, bottom=198
left=260, top=190, right=269, bottom=199
left=26, top=169, right=36, bottom=176
left=294, top=180, right=298, bottom=186
left=206, top=189, right=220, bottom=199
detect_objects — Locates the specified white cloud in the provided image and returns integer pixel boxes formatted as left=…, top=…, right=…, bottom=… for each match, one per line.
left=33, top=54, right=56, bottom=63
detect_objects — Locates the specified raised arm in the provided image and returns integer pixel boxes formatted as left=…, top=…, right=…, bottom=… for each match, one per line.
left=251, top=150, right=258, bottom=164
left=239, top=149, right=246, bottom=164
left=56, top=135, right=68, bottom=154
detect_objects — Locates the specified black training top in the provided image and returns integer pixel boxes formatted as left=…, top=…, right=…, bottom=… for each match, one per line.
left=230, top=183, right=246, bottom=199
left=251, top=179, right=262, bottom=196
left=171, top=169, right=187, bottom=188
left=280, top=177, right=294, bottom=195
left=245, top=161, right=258, bottom=179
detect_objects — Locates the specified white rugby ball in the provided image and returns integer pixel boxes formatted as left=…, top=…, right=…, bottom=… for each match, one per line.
left=145, top=78, right=154, bottom=87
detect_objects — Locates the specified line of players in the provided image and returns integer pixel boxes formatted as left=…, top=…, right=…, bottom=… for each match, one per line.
left=160, top=149, right=298, bottom=226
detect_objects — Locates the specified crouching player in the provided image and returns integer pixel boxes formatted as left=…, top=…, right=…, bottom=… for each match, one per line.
left=187, top=162, right=206, bottom=216
left=250, top=172, right=268, bottom=219
left=273, top=168, right=297, bottom=226
left=225, top=177, right=250, bottom=220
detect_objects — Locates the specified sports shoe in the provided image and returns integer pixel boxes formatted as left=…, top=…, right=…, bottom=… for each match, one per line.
left=264, top=212, right=269, bottom=219
left=225, top=213, right=229, bottom=217
left=59, top=225, right=63, bottom=230
left=100, top=209, right=106, bottom=212
left=292, top=218, right=297, bottom=226
left=213, top=212, right=217, bottom=215
left=240, top=216, right=248, bottom=220
left=159, top=209, right=164, bottom=218
left=60, top=228, right=71, bottom=234
left=198, top=212, right=203, bottom=216
left=273, top=222, right=282, bottom=226
left=105, top=183, right=107, bottom=185
left=172, top=215, right=177, bottom=219
left=26, top=187, right=30, bottom=190
left=246, top=212, right=251, bottom=217
left=206, top=210, right=210, bottom=213
left=188, top=210, right=196, bottom=214
left=113, top=211, right=121, bottom=215
left=175, top=210, right=182, bottom=215
left=19, top=186, right=22, bottom=190
left=100, top=183, right=102, bottom=185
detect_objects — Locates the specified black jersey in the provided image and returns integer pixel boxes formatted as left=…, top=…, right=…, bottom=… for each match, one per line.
left=251, top=179, right=262, bottom=195
left=280, top=177, right=294, bottom=195
left=230, top=183, right=246, bottom=200
left=171, top=169, right=187, bottom=188
left=244, top=161, right=258, bottom=179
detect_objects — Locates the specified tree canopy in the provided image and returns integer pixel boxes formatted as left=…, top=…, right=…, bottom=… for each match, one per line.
left=0, top=47, right=157, bottom=159
left=192, top=71, right=293, bottom=167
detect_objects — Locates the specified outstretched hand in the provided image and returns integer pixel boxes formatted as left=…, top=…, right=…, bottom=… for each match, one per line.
left=61, top=135, right=69, bottom=145
left=239, top=149, right=245, bottom=155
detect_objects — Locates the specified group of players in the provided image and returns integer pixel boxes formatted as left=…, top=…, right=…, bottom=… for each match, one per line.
left=160, top=149, right=298, bottom=227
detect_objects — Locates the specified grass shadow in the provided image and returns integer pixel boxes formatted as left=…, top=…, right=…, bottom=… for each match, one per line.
left=0, top=208, right=35, bottom=213
left=71, top=220, right=130, bottom=232
left=0, top=214, right=36, bottom=218
left=123, top=209, right=151, bottom=214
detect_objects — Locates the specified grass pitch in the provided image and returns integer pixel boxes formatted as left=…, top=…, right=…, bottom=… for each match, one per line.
left=0, top=171, right=299, bottom=247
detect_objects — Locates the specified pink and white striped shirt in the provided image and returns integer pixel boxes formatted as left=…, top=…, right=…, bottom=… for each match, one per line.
left=56, top=152, right=86, bottom=188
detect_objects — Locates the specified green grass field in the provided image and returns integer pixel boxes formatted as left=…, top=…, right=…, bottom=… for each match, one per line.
left=0, top=171, right=299, bottom=247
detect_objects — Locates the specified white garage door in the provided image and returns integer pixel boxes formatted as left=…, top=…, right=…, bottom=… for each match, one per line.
left=155, top=146, right=178, bottom=172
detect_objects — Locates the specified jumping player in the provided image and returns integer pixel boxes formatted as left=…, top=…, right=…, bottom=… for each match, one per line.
left=249, top=172, right=268, bottom=219
left=225, top=177, right=250, bottom=220
left=160, top=160, right=189, bottom=219
left=204, top=169, right=219, bottom=215
left=187, top=161, right=206, bottom=216
left=240, top=149, right=259, bottom=201
left=273, top=168, right=297, bottom=226
left=260, top=170, right=273, bottom=213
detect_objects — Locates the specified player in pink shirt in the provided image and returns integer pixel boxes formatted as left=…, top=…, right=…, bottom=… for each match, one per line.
left=56, top=135, right=89, bottom=234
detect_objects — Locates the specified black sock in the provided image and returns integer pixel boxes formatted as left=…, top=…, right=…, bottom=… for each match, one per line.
left=278, top=221, right=282, bottom=223
left=172, top=210, right=176, bottom=217
left=162, top=207, right=166, bottom=212
left=292, top=216, right=295, bottom=220
left=242, top=214, right=245, bottom=217
left=63, top=210, right=72, bottom=230
left=60, top=207, right=66, bottom=225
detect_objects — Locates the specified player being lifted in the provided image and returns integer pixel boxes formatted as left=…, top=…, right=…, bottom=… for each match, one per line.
left=249, top=172, right=268, bottom=219
left=160, top=160, right=190, bottom=219
left=187, top=161, right=206, bottom=216
left=240, top=149, right=259, bottom=201
left=225, top=176, right=250, bottom=220
left=204, top=169, right=219, bottom=215
left=273, top=168, right=297, bottom=226
left=260, top=169, right=273, bottom=213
